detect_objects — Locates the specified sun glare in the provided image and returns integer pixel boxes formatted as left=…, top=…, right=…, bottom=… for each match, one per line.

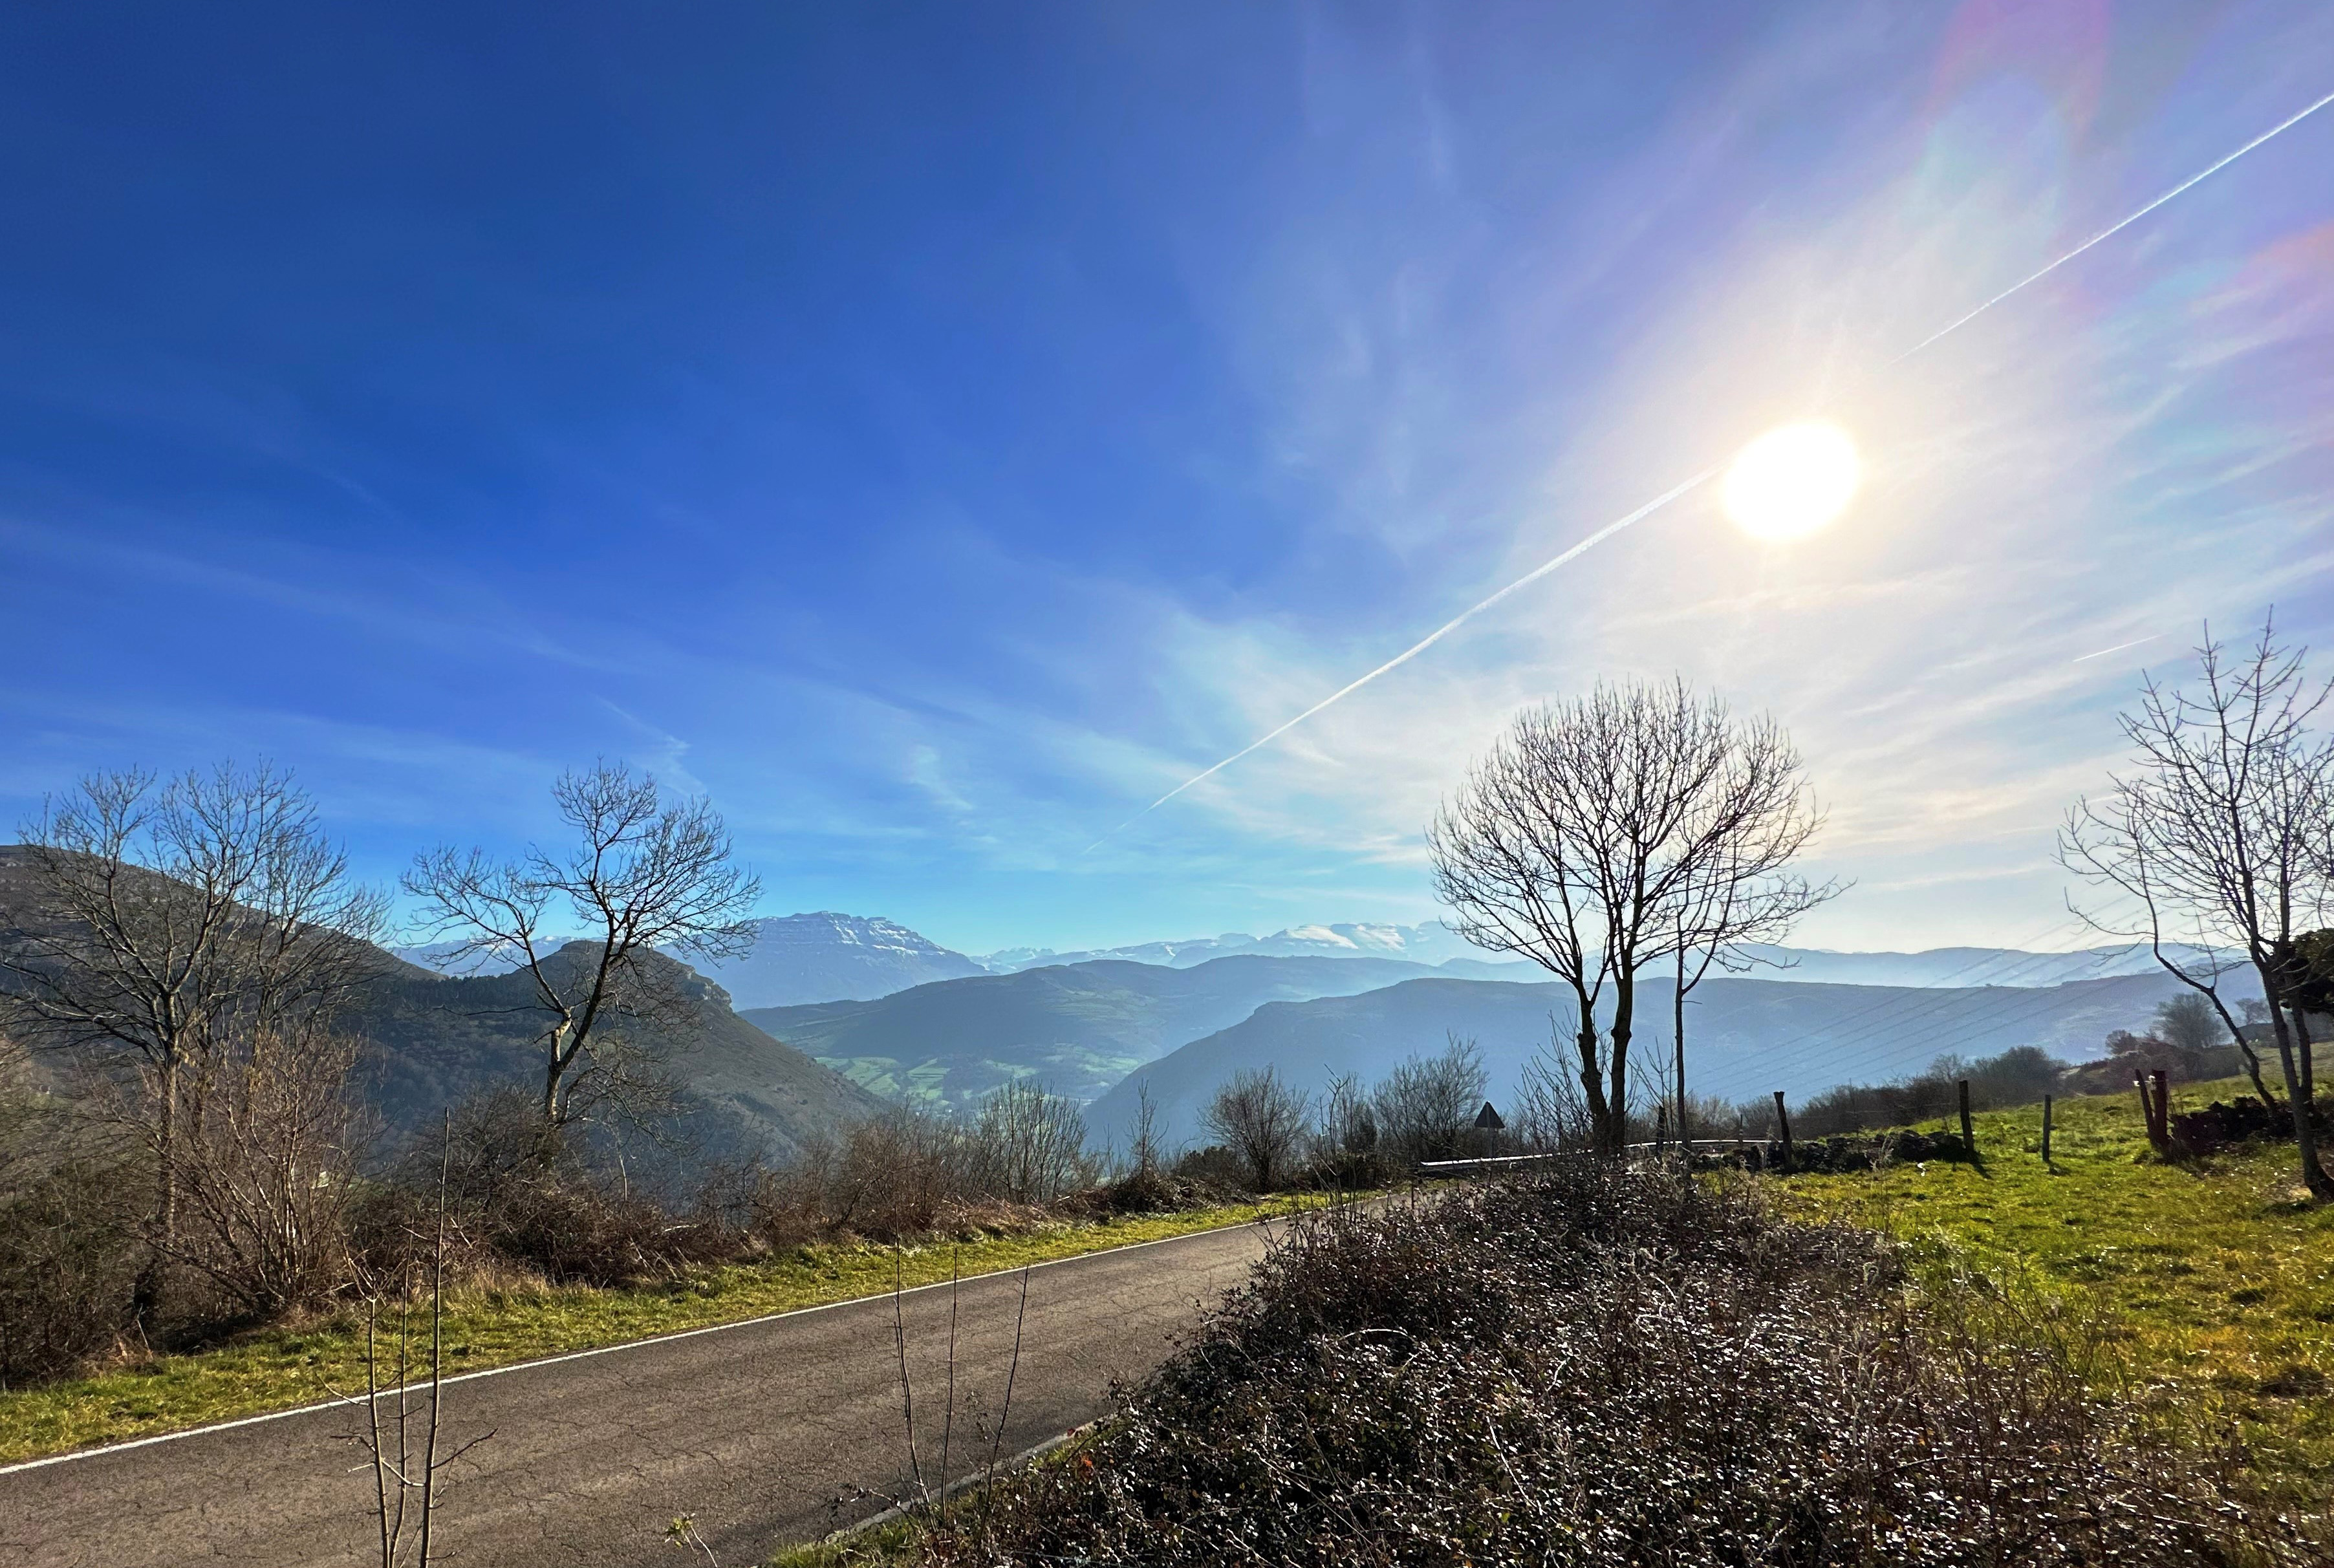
left=1722, top=421, right=1861, bottom=542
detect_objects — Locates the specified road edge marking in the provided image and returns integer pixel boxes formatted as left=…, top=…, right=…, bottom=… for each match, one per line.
left=0, top=1209, right=1293, bottom=1479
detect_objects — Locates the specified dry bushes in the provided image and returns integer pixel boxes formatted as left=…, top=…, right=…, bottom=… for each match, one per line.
left=748, top=1084, right=1107, bottom=1243
left=927, top=1169, right=2314, bottom=1568
left=0, top=1089, right=146, bottom=1384
left=350, top=1090, right=729, bottom=1290
left=167, top=1030, right=367, bottom=1317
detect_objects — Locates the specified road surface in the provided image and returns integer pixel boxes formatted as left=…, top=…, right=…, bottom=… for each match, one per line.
left=0, top=1218, right=1281, bottom=1567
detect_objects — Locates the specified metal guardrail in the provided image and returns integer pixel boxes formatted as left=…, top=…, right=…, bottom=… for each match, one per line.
left=1418, top=1139, right=1747, bottom=1173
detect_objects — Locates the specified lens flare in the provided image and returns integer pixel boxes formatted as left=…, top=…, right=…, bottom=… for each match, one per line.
left=1722, top=422, right=1861, bottom=541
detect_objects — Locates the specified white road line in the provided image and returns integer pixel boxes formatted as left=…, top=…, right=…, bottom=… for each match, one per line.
left=0, top=1213, right=1286, bottom=1479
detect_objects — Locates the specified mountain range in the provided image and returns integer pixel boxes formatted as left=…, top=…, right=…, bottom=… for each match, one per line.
left=310, top=897, right=2264, bottom=1157
left=739, top=954, right=1514, bottom=1111
left=684, top=913, right=990, bottom=1007
left=395, top=911, right=992, bottom=1008
left=1083, top=965, right=2264, bottom=1151
left=352, top=943, right=885, bottom=1161
left=974, top=921, right=1501, bottom=972
left=402, top=907, right=2210, bottom=1015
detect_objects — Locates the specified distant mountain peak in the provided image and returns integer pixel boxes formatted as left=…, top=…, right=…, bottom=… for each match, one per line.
left=684, top=912, right=986, bottom=1008
left=975, top=920, right=1486, bottom=972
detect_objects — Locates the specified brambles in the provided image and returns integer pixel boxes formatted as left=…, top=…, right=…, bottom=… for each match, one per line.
left=926, top=1168, right=2315, bottom=1567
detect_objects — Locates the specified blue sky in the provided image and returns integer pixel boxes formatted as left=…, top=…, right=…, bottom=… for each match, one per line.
left=3, top=1, right=2331, bottom=956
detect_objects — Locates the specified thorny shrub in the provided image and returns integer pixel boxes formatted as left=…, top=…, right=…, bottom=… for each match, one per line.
left=925, top=1167, right=2317, bottom=1568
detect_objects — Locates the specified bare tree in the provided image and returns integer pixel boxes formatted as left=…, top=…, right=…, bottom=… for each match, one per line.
left=345, top=1115, right=490, bottom=1568
left=170, top=1027, right=367, bottom=1316
left=1316, top=1071, right=1377, bottom=1158
left=1201, top=1067, right=1310, bottom=1192
left=1511, top=1024, right=1593, bottom=1153
left=1371, top=1035, right=1486, bottom=1166
left=0, top=764, right=386, bottom=1322
left=2061, top=618, right=2333, bottom=1197
left=1430, top=680, right=1829, bottom=1155
left=402, top=764, right=758, bottom=1132
left=966, top=1080, right=1094, bottom=1203
left=1124, top=1081, right=1165, bottom=1181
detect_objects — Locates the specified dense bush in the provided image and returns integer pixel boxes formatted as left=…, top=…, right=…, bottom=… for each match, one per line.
left=1788, top=1046, right=2071, bottom=1139
left=750, top=1083, right=1107, bottom=1243
left=0, top=1120, right=146, bottom=1385
left=929, top=1169, right=2311, bottom=1567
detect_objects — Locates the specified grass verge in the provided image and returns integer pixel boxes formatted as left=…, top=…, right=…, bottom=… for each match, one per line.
left=0, top=1194, right=1322, bottom=1467
left=1778, top=1076, right=2334, bottom=1498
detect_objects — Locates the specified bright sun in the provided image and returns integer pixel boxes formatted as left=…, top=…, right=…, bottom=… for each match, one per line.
left=1722, top=420, right=1861, bottom=542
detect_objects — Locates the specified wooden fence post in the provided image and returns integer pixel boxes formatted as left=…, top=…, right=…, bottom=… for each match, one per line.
left=2041, top=1095, right=2053, bottom=1166
left=1772, top=1090, right=1793, bottom=1171
left=2135, top=1070, right=2174, bottom=1155
left=1958, top=1079, right=1975, bottom=1159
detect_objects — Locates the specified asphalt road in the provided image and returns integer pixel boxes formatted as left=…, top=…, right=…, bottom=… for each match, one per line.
left=0, top=1219, right=1281, bottom=1567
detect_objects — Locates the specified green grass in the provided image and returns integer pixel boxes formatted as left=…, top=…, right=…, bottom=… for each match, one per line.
left=1779, top=1078, right=2334, bottom=1494
left=766, top=1513, right=931, bottom=1568
left=0, top=1196, right=1320, bottom=1466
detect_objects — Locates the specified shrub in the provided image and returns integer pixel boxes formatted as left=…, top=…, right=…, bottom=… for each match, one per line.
left=1201, top=1068, right=1310, bottom=1191
left=1791, top=1046, right=2073, bottom=1139
left=929, top=1170, right=2311, bottom=1567
left=1369, top=1036, right=1486, bottom=1167
left=0, top=1139, right=146, bottom=1384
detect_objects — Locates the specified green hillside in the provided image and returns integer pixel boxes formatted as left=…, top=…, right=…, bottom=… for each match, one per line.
left=742, top=954, right=1448, bottom=1112
left=1781, top=1080, right=2334, bottom=1498
left=1089, top=969, right=2221, bottom=1150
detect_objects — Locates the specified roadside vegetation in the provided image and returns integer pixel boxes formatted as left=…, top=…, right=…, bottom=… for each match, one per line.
left=1784, top=1075, right=2334, bottom=1503
left=0, top=1188, right=1321, bottom=1465
left=841, top=1160, right=2320, bottom=1568
left=799, top=625, right=2334, bottom=1567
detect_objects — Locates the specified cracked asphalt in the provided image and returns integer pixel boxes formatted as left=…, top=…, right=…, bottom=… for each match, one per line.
left=1, top=1218, right=1280, bottom=1567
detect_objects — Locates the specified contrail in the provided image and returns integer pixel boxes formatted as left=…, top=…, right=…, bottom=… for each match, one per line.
left=2071, top=634, right=2163, bottom=664
left=1094, top=86, right=2334, bottom=846
left=1894, top=85, right=2334, bottom=361
left=1084, top=469, right=1717, bottom=849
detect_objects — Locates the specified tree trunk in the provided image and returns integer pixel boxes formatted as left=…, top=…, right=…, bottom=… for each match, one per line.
left=2263, top=983, right=2333, bottom=1198
left=1674, top=948, right=1689, bottom=1151
left=2293, top=1007, right=2317, bottom=1104
left=2240, top=1036, right=2280, bottom=1111
left=136, top=1051, right=180, bottom=1328
left=1608, top=974, right=1636, bottom=1157
left=1573, top=1014, right=1614, bottom=1159
left=541, top=1020, right=573, bottom=1125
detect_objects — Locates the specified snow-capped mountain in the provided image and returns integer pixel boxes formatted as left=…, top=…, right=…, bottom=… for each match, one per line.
left=977, top=921, right=1497, bottom=972
left=686, top=912, right=988, bottom=1008
left=398, top=913, right=986, bottom=1007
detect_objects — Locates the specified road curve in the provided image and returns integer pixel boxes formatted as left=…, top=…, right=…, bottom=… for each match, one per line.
left=1, top=1218, right=1282, bottom=1567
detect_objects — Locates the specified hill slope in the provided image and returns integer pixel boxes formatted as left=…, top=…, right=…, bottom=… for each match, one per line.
left=1086, top=967, right=2262, bottom=1150
left=0, top=846, right=881, bottom=1163
left=354, top=943, right=886, bottom=1162
left=740, top=954, right=1463, bottom=1111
